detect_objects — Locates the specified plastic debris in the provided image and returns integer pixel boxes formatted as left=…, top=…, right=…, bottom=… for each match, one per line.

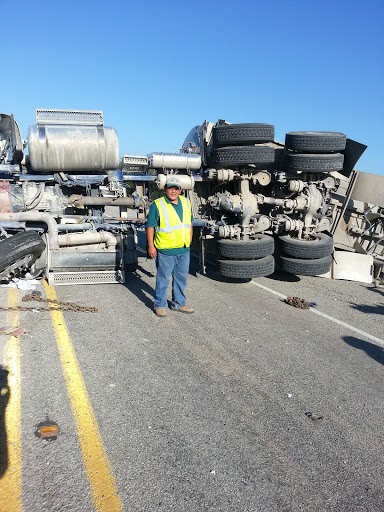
left=35, top=420, right=59, bottom=441
left=15, top=279, right=39, bottom=290
left=286, top=393, right=293, bottom=398
left=306, top=302, right=318, bottom=307
left=305, top=411, right=323, bottom=423
left=0, top=326, right=28, bottom=337
left=38, top=425, right=59, bottom=439
left=0, top=278, right=39, bottom=290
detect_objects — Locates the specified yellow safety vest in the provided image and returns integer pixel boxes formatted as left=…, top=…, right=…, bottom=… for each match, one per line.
left=154, top=195, right=192, bottom=250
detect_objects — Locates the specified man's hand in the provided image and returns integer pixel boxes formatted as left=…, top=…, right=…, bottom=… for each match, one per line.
left=147, top=244, right=157, bottom=259
left=146, top=227, right=157, bottom=258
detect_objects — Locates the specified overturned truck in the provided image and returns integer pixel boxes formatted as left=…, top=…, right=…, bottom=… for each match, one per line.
left=0, top=109, right=381, bottom=285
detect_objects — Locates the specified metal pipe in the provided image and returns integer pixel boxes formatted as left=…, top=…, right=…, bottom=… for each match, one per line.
left=0, top=211, right=59, bottom=249
left=349, top=227, right=384, bottom=240
left=0, top=221, right=26, bottom=229
left=57, top=231, right=118, bottom=249
left=261, top=197, right=285, bottom=206
left=57, top=223, right=93, bottom=232
left=122, top=175, right=157, bottom=182
left=122, top=173, right=205, bottom=182
left=68, top=195, right=135, bottom=208
left=82, top=197, right=135, bottom=206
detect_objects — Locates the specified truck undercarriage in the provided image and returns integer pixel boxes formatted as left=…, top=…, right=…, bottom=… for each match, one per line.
left=0, top=109, right=382, bottom=285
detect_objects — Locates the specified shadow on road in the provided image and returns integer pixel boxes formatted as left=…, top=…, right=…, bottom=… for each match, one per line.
left=343, top=335, right=384, bottom=366
left=206, top=272, right=252, bottom=284
left=349, top=302, right=384, bottom=315
left=124, top=267, right=155, bottom=310
left=0, top=365, right=9, bottom=478
left=266, top=270, right=301, bottom=283
left=363, top=284, right=384, bottom=297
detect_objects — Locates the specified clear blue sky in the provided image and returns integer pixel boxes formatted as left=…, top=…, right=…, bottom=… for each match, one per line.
left=3, top=0, right=383, bottom=174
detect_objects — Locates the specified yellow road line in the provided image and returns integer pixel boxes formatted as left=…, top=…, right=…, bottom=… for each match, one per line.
left=44, top=282, right=124, bottom=512
left=0, top=288, right=22, bottom=512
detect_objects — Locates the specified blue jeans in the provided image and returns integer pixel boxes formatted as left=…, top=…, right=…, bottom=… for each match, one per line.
left=154, top=251, right=190, bottom=309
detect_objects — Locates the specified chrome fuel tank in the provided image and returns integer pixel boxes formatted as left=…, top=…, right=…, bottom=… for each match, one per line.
left=27, top=109, right=119, bottom=172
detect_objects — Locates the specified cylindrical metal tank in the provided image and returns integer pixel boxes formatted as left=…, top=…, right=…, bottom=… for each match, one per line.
left=156, top=173, right=195, bottom=190
left=28, top=124, right=119, bottom=172
left=150, top=153, right=201, bottom=170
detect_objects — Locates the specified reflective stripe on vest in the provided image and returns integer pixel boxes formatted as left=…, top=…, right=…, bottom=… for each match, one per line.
left=154, top=195, right=191, bottom=249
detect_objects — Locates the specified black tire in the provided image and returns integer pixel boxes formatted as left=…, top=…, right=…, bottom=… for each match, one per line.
left=284, top=152, right=344, bottom=172
left=123, top=231, right=138, bottom=272
left=279, top=255, right=332, bottom=276
left=279, top=233, right=333, bottom=259
left=0, top=232, right=46, bottom=278
left=217, top=235, right=274, bottom=259
left=218, top=255, right=275, bottom=278
left=213, top=123, right=274, bottom=147
left=285, top=132, right=346, bottom=153
left=213, top=146, right=275, bottom=166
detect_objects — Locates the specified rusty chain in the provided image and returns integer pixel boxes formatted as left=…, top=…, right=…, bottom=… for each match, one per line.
left=0, top=293, right=98, bottom=313
left=284, top=296, right=310, bottom=309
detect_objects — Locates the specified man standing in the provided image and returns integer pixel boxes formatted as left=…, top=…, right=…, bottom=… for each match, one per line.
left=146, top=175, right=194, bottom=317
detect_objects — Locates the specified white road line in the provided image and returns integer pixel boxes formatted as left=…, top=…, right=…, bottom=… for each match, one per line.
left=251, top=281, right=384, bottom=348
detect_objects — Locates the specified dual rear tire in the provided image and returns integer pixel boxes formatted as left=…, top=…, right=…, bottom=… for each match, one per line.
left=212, top=123, right=275, bottom=167
left=216, top=233, right=333, bottom=278
left=217, top=235, right=275, bottom=278
left=277, top=233, right=333, bottom=276
left=284, top=131, right=346, bottom=173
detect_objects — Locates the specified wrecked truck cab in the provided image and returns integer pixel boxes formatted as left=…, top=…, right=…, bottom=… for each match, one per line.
left=0, top=109, right=139, bottom=285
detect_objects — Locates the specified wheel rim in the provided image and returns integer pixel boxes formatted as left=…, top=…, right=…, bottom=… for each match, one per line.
left=0, top=254, right=34, bottom=280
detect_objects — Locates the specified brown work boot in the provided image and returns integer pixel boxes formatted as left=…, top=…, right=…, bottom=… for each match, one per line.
left=175, top=305, right=194, bottom=314
left=154, top=308, right=167, bottom=318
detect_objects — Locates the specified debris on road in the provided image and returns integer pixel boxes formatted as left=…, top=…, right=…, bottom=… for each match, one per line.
left=305, top=411, right=324, bottom=423
left=0, top=294, right=98, bottom=313
left=0, top=326, right=13, bottom=334
left=35, top=420, right=60, bottom=441
left=0, top=326, right=29, bottom=337
left=284, top=297, right=310, bottom=309
left=22, top=294, right=98, bottom=312
left=0, top=278, right=39, bottom=290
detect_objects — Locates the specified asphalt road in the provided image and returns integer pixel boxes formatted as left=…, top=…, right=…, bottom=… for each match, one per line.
left=0, top=253, right=383, bottom=511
